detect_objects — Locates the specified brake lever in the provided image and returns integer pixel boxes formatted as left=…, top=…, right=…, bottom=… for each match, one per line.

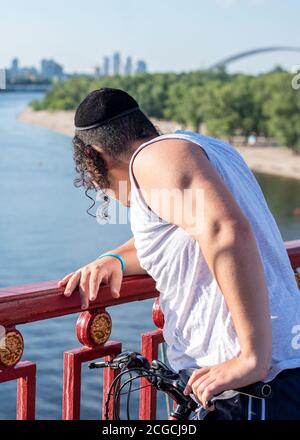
left=89, top=360, right=117, bottom=369
left=89, top=351, right=151, bottom=371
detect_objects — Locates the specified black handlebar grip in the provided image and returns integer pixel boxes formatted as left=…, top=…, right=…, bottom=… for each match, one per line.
left=207, top=382, right=272, bottom=408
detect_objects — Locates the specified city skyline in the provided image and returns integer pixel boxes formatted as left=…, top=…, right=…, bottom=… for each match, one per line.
left=94, top=52, right=147, bottom=77
left=4, top=51, right=148, bottom=82
left=0, top=0, right=300, bottom=75
left=5, top=57, right=65, bottom=83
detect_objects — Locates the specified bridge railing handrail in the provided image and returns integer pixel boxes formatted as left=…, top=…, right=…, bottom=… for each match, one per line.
left=0, top=275, right=158, bottom=327
left=0, top=239, right=299, bottom=328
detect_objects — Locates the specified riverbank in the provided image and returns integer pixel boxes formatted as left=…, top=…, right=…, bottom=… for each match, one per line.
left=19, top=107, right=300, bottom=180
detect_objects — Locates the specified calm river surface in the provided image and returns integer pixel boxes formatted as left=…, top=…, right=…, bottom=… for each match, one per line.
left=0, top=92, right=299, bottom=419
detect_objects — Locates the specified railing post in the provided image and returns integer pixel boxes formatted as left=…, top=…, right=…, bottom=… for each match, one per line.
left=140, top=329, right=164, bottom=420
left=17, top=363, right=37, bottom=420
left=63, top=351, right=81, bottom=420
left=140, top=298, right=164, bottom=420
left=0, top=361, right=36, bottom=420
left=102, top=354, right=121, bottom=420
left=62, top=343, right=122, bottom=420
left=62, top=309, right=122, bottom=420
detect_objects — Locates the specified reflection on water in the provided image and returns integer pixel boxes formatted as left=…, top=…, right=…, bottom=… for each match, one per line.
left=0, top=92, right=299, bottom=419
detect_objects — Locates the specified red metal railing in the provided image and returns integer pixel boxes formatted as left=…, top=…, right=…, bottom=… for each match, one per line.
left=0, top=240, right=299, bottom=420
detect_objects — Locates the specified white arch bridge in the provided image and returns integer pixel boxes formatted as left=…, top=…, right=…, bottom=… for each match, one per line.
left=209, top=46, right=300, bottom=70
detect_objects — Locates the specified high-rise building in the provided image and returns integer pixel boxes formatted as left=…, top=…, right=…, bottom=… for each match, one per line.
left=41, top=59, right=64, bottom=80
left=124, top=56, right=133, bottom=76
left=0, top=69, right=6, bottom=90
left=136, top=60, right=147, bottom=74
left=100, top=53, right=148, bottom=77
left=94, top=66, right=101, bottom=77
left=113, top=52, right=121, bottom=76
left=103, top=56, right=110, bottom=76
left=11, top=58, right=19, bottom=75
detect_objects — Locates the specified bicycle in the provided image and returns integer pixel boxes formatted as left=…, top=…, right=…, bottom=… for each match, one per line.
left=89, top=351, right=272, bottom=420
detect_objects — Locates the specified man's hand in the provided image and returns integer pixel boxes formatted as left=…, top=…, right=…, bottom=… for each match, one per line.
left=58, top=237, right=147, bottom=309
left=58, top=256, right=123, bottom=310
left=183, top=355, right=269, bottom=411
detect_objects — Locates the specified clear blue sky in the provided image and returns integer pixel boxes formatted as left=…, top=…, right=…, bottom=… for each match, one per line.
left=1, top=0, right=300, bottom=74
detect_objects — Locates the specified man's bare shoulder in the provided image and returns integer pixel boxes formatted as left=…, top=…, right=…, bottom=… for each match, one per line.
left=132, top=138, right=208, bottom=188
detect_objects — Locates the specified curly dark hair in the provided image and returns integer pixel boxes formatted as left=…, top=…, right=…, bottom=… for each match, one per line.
left=73, top=109, right=160, bottom=192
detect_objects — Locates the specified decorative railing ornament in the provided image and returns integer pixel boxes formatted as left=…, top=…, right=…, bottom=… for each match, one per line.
left=76, top=310, right=112, bottom=348
left=152, top=297, right=164, bottom=329
left=0, top=328, right=24, bottom=369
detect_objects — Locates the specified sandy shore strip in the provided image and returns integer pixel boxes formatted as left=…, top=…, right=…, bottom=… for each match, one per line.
left=19, top=107, right=300, bottom=180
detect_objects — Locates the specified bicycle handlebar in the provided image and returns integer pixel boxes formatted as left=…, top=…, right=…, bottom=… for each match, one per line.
left=89, top=351, right=272, bottom=418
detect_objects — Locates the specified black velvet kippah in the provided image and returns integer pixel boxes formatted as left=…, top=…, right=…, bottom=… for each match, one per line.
left=74, top=88, right=139, bottom=130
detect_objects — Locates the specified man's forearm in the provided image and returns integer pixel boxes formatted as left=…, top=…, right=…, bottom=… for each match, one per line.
left=199, top=220, right=272, bottom=374
left=110, top=237, right=147, bottom=276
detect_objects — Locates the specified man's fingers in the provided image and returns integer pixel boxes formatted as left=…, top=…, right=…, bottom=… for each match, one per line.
left=58, top=272, right=75, bottom=288
left=183, top=367, right=210, bottom=395
left=79, top=286, right=89, bottom=310
left=89, top=270, right=103, bottom=302
left=201, top=381, right=218, bottom=411
left=194, top=376, right=216, bottom=407
left=79, top=270, right=90, bottom=310
left=109, top=269, right=123, bottom=298
left=61, top=259, right=123, bottom=309
left=63, top=272, right=81, bottom=296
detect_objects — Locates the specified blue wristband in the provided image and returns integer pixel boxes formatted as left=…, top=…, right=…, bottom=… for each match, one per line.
left=97, top=253, right=125, bottom=273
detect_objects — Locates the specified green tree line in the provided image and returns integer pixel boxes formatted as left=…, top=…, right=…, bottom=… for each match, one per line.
left=31, top=69, right=300, bottom=152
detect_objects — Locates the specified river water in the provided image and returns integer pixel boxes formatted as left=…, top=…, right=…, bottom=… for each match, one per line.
left=0, top=92, right=299, bottom=419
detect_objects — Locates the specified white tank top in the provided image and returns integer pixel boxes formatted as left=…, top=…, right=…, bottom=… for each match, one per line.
left=129, top=130, right=300, bottom=382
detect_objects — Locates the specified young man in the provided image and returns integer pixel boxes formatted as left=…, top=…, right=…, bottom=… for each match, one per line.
left=59, top=88, right=300, bottom=419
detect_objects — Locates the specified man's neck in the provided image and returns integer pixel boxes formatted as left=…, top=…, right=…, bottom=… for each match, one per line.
left=131, top=134, right=160, bottom=155
left=108, top=134, right=160, bottom=204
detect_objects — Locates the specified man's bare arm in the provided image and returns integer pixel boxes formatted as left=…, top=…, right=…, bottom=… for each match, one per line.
left=109, top=237, right=147, bottom=276
left=133, top=139, right=272, bottom=408
left=58, top=237, right=146, bottom=309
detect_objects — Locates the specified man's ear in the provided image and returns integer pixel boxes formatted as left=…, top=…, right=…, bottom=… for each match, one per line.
left=91, top=144, right=115, bottom=169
